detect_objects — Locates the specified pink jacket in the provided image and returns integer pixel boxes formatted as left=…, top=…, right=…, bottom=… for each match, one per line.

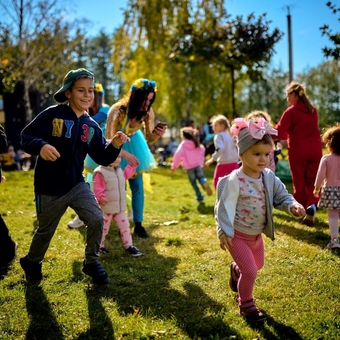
left=171, top=140, right=205, bottom=170
left=315, top=153, right=340, bottom=188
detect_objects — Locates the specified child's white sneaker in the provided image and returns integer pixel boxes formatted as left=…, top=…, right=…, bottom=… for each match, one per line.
left=68, top=215, right=85, bottom=229
left=127, top=208, right=134, bottom=222
left=326, top=238, right=340, bottom=249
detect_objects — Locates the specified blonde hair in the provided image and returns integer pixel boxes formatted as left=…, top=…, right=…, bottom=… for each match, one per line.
left=245, top=110, right=272, bottom=125
left=286, top=81, right=314, bottom=113
left=210, top=114, right=230, bottom=130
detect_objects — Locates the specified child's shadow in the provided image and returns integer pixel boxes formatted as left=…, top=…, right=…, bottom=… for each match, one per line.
left=72, top=236, right=239, bottom=339
left=24, top=284, right=64, bottom=339
left=247, top=314, right=303, bottom=340
left=197, top=202, right=215, bottom=214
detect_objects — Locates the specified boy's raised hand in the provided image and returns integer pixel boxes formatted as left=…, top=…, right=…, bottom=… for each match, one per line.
left=112, top=131, right=130, bottom=148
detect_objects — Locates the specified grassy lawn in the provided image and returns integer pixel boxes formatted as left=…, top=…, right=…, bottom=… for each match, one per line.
left=0, top=166, right=339, bottom=340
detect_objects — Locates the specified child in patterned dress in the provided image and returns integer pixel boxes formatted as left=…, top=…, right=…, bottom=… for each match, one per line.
left=313, top=123, right=340, bottom=249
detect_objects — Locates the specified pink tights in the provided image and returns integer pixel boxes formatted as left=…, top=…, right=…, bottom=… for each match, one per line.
left=328, top=209, right=340, bottom=240
left=228, top=230, right=264, bottom=303
left=101, top=211, right=132, bottom=249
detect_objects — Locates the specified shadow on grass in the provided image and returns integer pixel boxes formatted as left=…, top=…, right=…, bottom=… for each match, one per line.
left=71, top=234, right=239, bottom=339
left=24, top=284, right=64, bottom=339
left=274, top=210, right=332, bottom=249
left=248, top=314, right=303, bottom=340
left=197, top=202, right=215, bottom=215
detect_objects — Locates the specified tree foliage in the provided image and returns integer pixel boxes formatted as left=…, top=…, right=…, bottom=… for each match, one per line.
left=0, top=0, right=87, bottom=122
left=298, top=60, right=340, bottom=127
left=320, top=1, right=340, bottom=60
left=111, top=0, right=283, bottom=124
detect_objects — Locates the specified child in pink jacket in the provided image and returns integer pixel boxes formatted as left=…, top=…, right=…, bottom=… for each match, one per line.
left=171, top=127, right=212, bottom=202
left=93, top=155, right=142, bottom=256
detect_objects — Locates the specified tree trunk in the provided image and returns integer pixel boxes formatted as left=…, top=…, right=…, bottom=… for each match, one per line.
left=23, top=78, right=33, bottom=125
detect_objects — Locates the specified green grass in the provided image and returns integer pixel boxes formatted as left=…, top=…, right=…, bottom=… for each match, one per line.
left=0, top=167, right=339, bottom=340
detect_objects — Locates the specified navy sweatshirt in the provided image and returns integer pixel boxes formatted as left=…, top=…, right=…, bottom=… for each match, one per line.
left=21, top=104, right=121, bottom=195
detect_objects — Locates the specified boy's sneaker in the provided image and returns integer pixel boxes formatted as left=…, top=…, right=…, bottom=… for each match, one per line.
left=68, top=215, right=85, bottom=229
left=326, top=239, right=340, bottom=249
left=126, top=246, right=143, bottom=257
left=203, top=182, right=212, bottom=196
left=82, top=261, right=110, bottom=285
left=20, top=256, right=42, bottom=283
left=99, top=247, right=110, bottom=254
left=302, top=204, right=316, bottom=226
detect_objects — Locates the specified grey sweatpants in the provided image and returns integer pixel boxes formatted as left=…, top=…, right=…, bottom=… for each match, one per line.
left=27, top=182, right=103, bottom=264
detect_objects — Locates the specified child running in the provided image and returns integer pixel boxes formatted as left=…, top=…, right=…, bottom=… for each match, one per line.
left=313, top=123, right=340, bottom=249
left=215, top=117, right=305, bottom=322
left=205, top=115, right=239, bottom=188
left=171, top=127, right=212, bottom=203
left=19, top=68, right=129, bottom=285
left=93, top=154, right=142, bottom=256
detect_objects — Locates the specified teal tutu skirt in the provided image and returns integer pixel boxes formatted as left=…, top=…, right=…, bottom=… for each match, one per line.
left=84, top=155, right=99, bottom=173
left=121, top=130, right=156, bottom=174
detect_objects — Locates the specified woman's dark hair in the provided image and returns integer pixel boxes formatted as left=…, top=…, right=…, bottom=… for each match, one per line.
left=128, top=90, right=156, bottom=122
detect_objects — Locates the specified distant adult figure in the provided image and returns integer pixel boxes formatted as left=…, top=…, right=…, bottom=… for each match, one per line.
left=275, top=81, right=322, bottom=226
left=202, top=116, right=215, bottom=156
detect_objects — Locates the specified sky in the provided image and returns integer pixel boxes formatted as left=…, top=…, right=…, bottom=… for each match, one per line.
left=71, top=0, right=339, bottom=75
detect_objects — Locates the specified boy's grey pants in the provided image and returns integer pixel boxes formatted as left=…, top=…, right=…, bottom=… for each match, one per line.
left=27, top=182, right=103, bottom=264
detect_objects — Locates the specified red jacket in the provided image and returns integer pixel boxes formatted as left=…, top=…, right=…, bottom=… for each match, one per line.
left=275, top=101, right=321, bottom=148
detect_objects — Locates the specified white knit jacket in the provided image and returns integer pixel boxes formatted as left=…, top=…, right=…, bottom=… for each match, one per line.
left=215, top=168, right=303, bottom=241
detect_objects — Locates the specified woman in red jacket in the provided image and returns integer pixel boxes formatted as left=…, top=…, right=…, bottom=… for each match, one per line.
left=275, top=81, right=322, bottom=226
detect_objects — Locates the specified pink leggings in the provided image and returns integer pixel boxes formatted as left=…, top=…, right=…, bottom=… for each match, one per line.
left=328, top=209, right=340, bottom=240
left=101, top=211, right=132, bottom=249
left=228, top=230, right=264, bottom=303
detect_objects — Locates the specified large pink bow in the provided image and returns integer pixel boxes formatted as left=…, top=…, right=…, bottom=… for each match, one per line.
left=231, top=117, right=277, bottom=139
left=248, top=118, right=278, bottom=139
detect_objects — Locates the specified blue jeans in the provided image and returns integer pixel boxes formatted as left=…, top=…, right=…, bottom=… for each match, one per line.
left=128, top=174, right=144, bottom=223
left=186, top=166, right=208, bottom=202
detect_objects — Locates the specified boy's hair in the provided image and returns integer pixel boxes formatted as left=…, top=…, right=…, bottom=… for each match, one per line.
left=286, top=81, right=314, bottom=113
left=322, top=122, right=340, bottom=156
left=180, top=127, right=200, bottom=148
left=245, top=111, right=272, bottom=125
left=54, top=68, right=94, bottom=103
left=210, top=115, right=230, bottom=129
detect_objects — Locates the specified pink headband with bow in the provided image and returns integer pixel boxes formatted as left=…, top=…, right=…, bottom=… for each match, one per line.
left=231, top=117, right=278, bottom=155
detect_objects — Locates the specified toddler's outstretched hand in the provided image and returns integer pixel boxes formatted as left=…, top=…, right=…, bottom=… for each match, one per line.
left=220, top=234, right=232, bottom=251
left=100, top=198, right=108, bottom=206
left=290, top=204, right=305, bottom=217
